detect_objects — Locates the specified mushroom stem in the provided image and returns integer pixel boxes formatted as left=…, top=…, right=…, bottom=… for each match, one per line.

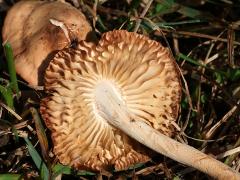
left=96, top=87, right=240, bottom=179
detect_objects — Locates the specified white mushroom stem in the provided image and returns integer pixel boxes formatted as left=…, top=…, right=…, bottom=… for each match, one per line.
left=96, top=86, right=240, bottom=179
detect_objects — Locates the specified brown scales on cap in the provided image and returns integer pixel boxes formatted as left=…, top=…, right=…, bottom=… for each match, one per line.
left=40, top=30, right=181, bottom=170
left=2, top=1, right=93, bottom=86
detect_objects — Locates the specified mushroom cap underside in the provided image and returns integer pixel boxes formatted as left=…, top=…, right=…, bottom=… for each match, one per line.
left=40, top=30, right=181, bottom=170
left=2, top=1, right=93, bottom=85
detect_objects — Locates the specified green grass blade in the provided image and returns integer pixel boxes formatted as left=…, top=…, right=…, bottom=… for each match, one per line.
left=157, top=0, right=214, bottom=21
left=0, top=85, right=14, bottom=109
left=77, top=170, right=96, bottom=176
left=0, top=174, right=23, bottom=180
left=177, top=6, right=201, bottom=19
left=52, top=164, right=71, bottom=177
left=177, top=53, right=207, bottom=68
left=12, top=125, right=19, bottom=143
left=23, top=137, right=50, bottom=180
left=52, top=164, right=95, bottom=178
left=96, top=15, right=108, bottom=31
left=3, top=43, right=19, bottom=98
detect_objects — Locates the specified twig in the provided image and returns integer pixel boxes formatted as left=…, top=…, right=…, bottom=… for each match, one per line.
left=155, top=29, right=240, bottom=45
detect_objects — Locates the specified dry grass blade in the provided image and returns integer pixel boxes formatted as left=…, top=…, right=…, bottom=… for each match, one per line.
left=204, top=104, right=238, bottom=139
left=135, top=164, right=164, bottom=176
left=134, top=0, right=153, bottom=32
left=0, top=101, right=22, bottom=120
left=155, top=29, right=240, bottom=45
left=224, top=137, right=240, bottom=166
left=217, top=146, right=240, bottom=159
left=227, top=25, right=235, bottom=67
left=30, top=107, right=49, bottom=162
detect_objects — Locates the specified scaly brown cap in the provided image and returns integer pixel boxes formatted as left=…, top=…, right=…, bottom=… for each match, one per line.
left=40, top=30, right=181, bottom=170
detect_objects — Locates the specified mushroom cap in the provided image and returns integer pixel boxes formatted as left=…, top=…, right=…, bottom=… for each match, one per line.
left=40, top=30, right=181, bottom=170
left=2, top=1, right=94, bottom=85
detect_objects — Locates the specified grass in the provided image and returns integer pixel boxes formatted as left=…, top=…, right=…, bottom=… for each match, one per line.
left=0, top=0, right=240, bottom=179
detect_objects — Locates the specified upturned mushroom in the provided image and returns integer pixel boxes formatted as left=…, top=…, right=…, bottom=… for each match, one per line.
left=40, top=30, right=239, bottom=179
left=40, top=30, right=181, bottom=170
left=2, top=1, right=240, bottom=179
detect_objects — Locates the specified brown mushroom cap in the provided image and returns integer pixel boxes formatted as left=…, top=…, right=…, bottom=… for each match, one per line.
left=40, top=30, right=181, bottom=170
left=2, top=1, right=94, bottom=85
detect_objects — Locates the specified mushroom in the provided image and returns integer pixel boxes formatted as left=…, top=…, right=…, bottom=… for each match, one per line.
left=40, top=30, right=181, bottom=170
left=2, top=1, right=94, bottom=86
left=40, top=30, right=240, bottom=179
left=2, top=1, right=240, bottom=179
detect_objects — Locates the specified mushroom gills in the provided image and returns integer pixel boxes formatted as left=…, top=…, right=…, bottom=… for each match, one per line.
left=41, top=30, right=240, bottom=179
left=41, top=30, right=180, bottom=170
